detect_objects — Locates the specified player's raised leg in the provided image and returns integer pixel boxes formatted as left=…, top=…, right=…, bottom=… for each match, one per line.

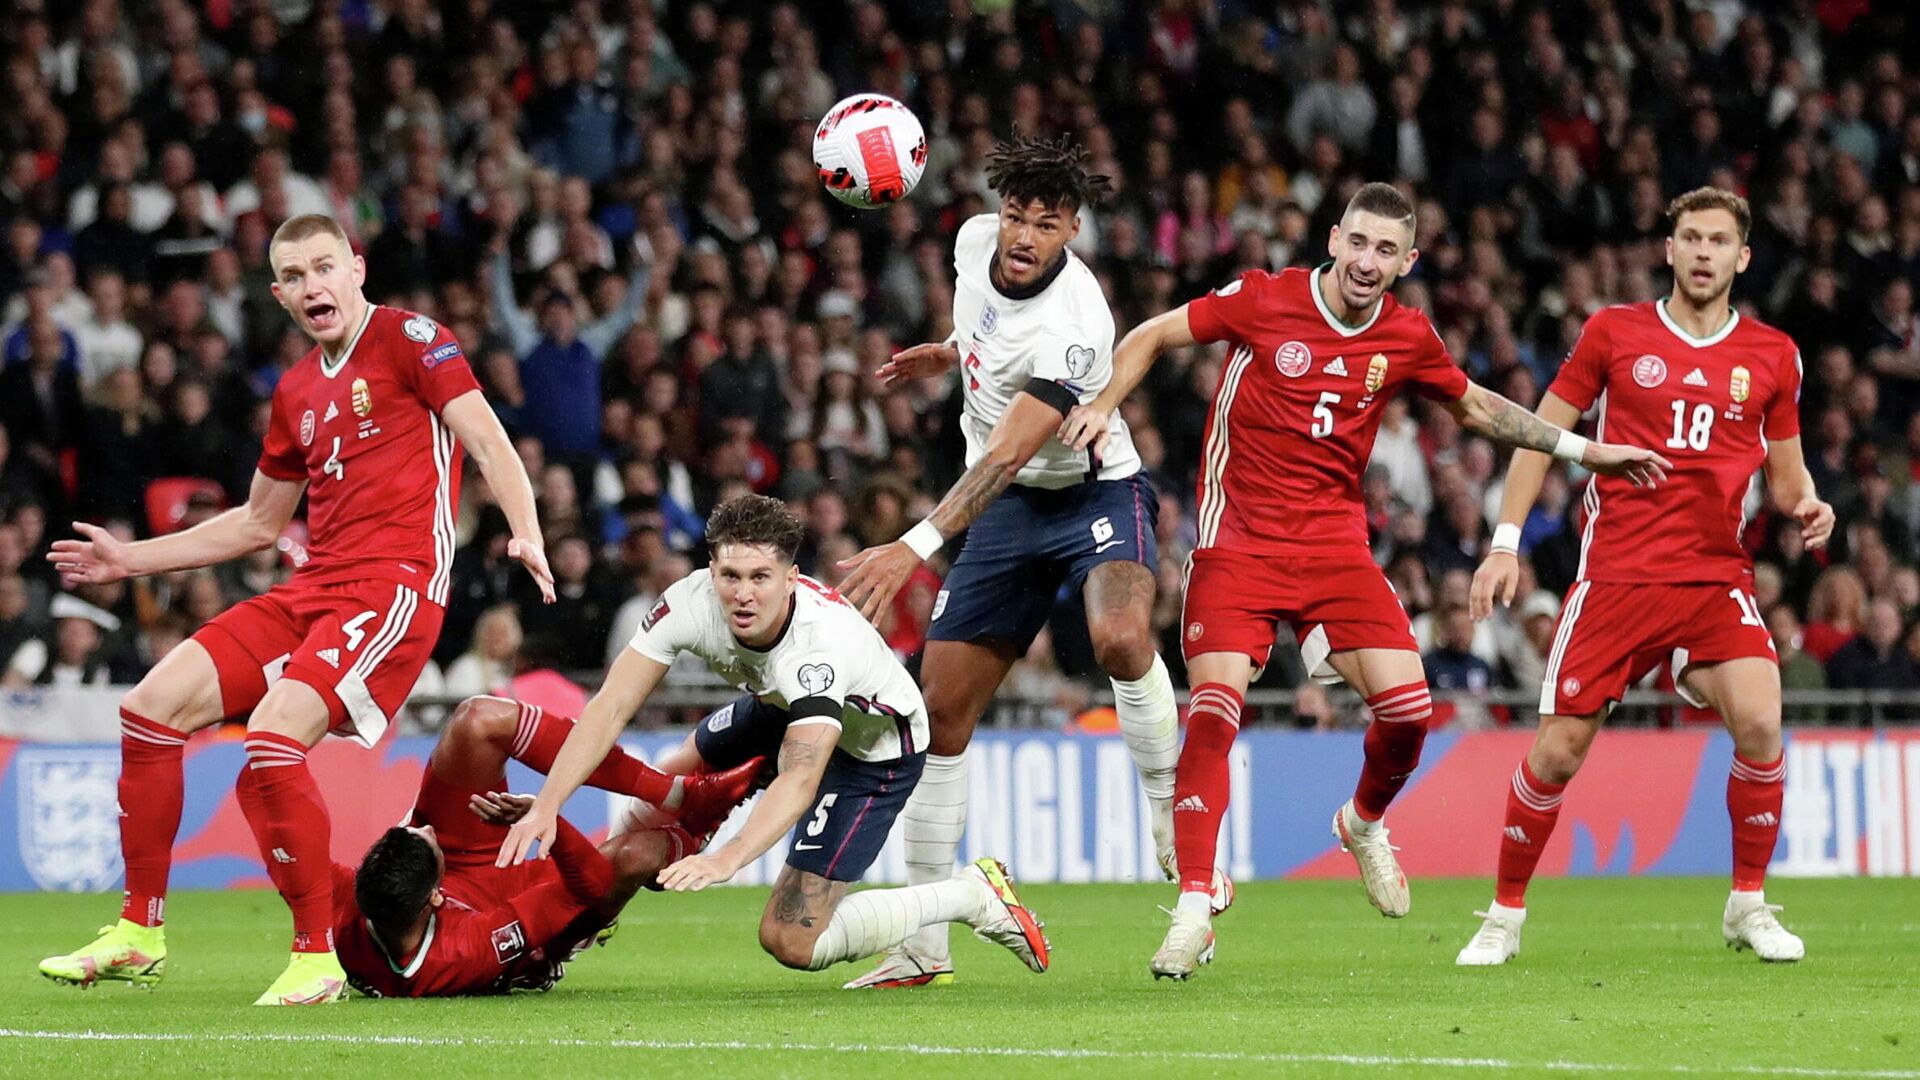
left=1683, top=657, right=1801, bottom=961
left=1152, top=650, right=1251, bottom=980
left=1325, top=647, right=1432, bottom=918
left=1085, top=560, right=1183, bottom=881
left=846, top=639, right=1016, bottom=989
left=37, top=640, right=228, bottom=989
left=1456, top=709, right=1600, bottom=965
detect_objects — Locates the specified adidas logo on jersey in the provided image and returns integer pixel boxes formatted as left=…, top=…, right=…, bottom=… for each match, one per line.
left=1743, top=812, right=1779, bottom=827
left=1324, top=356, right=1349, bottom=377
left=1684, top=368, right=1708, bottom=387
left=318, top=648, right=341, bottom=668
left=1505, top=825, right=1532, bottom=845
left=1174, top=795, right=1209, bottom=813
left=323, top=401, right=339, bottom=423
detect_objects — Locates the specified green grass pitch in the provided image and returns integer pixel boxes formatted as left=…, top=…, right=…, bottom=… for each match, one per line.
left=0, top=878, right=1915, bottom=1078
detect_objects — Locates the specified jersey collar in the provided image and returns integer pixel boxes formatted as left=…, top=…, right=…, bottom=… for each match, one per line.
left=366, top=912, right=436, bottom=978
left=1655, top=297, right=1739, bottom=348
left=1310, top=263, right=1385, bottom=338
left=319, top=304, right=377, bottom=379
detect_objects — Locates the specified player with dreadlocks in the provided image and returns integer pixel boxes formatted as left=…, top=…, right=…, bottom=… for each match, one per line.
left=838, top=133, right=1197, bottom=988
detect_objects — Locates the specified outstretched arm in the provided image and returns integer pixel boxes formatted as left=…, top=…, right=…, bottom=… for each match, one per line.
left=837, top=390, right=1062, bottom=622
left=1060, top=305, right=1195, bottom=453
left=656, top=720, right=837, bottom=891
left=49, top=469, right=305, bottom=587
left=488, top=251, right=541, bottom=358
left=440, top=389, right=554, bottom=603
left=1444, top=382, right=1670, bottom=486
left=497, top=648, right=671, bottom=866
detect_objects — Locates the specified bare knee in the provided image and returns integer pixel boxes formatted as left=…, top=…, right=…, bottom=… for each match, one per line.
left=1725, top=707, right=1783, bottom=760
left=123, top=672, right=212, bottom=732
left=1089, top=616, right=1155, bottom=681
left=606, top=830, right=673, bottom=892
left=921, top=680, right=978, bottom=758
left=758, top=920, right=818, bottom=970
left=1528, top=717, right=1600, bottom=785
left=447, top=695, right=520, bottom=744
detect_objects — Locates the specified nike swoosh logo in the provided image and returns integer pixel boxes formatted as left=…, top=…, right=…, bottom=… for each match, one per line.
left=793, top=841, right=823, bottom=851
left=1094, top=540, right=1123, bottom=554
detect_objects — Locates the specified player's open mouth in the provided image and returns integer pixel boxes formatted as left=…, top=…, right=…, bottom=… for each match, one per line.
left=305, top=302, right=339, bottom=329
left=1688, top=269, right=1715, bottom=285
left=1346, top=269, right=1380, bottom=293
left=729, top=609, right=757, bottom=628
left=1006, top=250, right=1037, bottom=273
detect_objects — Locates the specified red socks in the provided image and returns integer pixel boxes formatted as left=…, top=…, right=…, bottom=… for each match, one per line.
left=509, top=703, right=679, bottom=805
left=1495, top=760, right=1566, bottom=907
left=1173, top=684, right=1242, bottom=896
left=118, top=708, right=188, bottom=927
left=237, top=732, right=335, bottom=953
left=1352, top=682, right=1432, bottom=821
left=1728, top=752, right=1785, bottom=892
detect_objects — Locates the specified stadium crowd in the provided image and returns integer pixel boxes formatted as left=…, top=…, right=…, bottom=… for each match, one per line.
left=1, top=0, right=1918, bottom=726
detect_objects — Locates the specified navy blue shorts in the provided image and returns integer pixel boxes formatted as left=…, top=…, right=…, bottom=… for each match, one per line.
left=928, top=471, right=1158, bottom=652
left=693, top=696, right=924, bottom=882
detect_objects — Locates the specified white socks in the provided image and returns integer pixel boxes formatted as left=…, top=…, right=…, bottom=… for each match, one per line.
left=897, top=750, right=968, bottom=963
left=1175, top=890, right=1212, bottom=921
left=807, top=875, right=987, bottom=971
left=1112, top=655, right=1180, bottom=800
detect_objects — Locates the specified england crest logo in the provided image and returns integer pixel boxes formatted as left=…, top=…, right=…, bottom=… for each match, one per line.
left=18, top=747, right=124, bottom=892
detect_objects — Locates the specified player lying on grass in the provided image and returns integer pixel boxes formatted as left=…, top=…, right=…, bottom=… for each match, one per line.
left=498, top=495, right=1051, bottom=978
left=334, top=694, right=762, bottom=997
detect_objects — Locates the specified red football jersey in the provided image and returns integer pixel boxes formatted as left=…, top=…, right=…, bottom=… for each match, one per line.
left=331, top=862, right=591, bottom=998
left=1186, top=266, right=1469, bottom=556
left=258, top=305, right=481, bottom=605
left=1550, top=301, right=1802, bottom=584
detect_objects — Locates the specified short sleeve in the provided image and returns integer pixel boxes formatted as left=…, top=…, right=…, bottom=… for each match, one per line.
left=1028, top=324, right=1112, bottom=400
left=1409, top=320, right=1469, bottom=402
left=626, top=578, right=695, bottom=665
left=257, top=383, right=307, bottom=481
left=1186, top=271, right=1269, bottom=346
left=1765, top=345, right=1804, bottom=440
left=773, top=647, right=848, bottom=727
left=1546, top=312, right=1611, bottom=412
left=395, top=312, right=483, bottom=413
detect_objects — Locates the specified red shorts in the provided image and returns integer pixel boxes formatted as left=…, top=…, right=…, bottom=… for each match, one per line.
left=1539, top=577, right=1775, bottom=717
left=192, top=577, right=443, bottom=747
left=1180, top=547, right=1417, bottom=677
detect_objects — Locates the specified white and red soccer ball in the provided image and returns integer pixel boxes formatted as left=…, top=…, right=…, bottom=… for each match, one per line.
left=813, top=93, right=927, bottom=209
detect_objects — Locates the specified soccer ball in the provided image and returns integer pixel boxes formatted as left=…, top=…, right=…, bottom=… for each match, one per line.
left=813, top=93, right=927, bottom=209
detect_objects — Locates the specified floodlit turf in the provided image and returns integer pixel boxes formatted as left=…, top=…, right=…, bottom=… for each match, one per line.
left=0, top=878, right=1915, bottom=1078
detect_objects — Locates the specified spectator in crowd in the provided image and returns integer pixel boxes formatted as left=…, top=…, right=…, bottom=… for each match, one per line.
left=1825, top=598, right=1918, bottom=694
left=444, top=604, right=524, bottom=700
left=1423, top=603, right=1495, bottom=729
left=1769, top=602, right=1828, bottom=724
left=1, top=592, right=119, bottom=689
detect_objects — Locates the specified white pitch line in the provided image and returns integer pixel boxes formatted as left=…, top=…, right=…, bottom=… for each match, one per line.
left=0, top=1028, right=1913, bottom=1078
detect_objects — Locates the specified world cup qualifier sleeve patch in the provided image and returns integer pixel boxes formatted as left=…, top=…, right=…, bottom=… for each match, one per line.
left=797, top=662, right=834, bottom=695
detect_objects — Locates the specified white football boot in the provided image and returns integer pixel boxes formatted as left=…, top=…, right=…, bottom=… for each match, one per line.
left=1149, top=896, right=1216, bottom=980
left=1723, top=892, right=1804, bottom=962
left=1332, top=799, right=1411, bottom=917
left=1455, top=903, right=1526, bottom=966
left=842, top=945, right=955, bottom=989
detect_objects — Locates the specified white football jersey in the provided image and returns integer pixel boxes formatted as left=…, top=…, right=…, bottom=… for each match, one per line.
left=949, top=213, right=1140, bottom=489
left=628, top=569, right=928, bottom=762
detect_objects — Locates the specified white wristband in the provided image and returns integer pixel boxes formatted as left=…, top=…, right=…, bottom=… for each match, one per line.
left=1552, top=429, right=1589, bottom=464
left=1490, top=522, right=1522, bottom=554
left=902, top=520, right=943, bottom=560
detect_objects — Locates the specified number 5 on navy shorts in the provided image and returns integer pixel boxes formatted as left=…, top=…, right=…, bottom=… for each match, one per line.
left=787, top=750, right=926, bottom=882
left=929, top=472, right=1158, bottom=652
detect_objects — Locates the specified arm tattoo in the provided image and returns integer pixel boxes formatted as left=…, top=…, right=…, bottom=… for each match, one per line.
left=927, top=456, right=1020, bottom=539
left=1475, top=391, right=1569, bottom=455
left=777, top=734, right=824, bottom=775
